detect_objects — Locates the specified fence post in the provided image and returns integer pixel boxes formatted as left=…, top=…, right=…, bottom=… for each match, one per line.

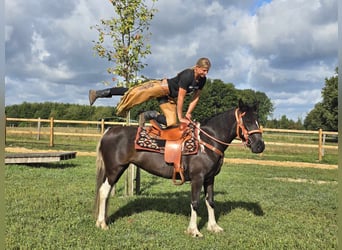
left=125, top=111, right=136, bottom=196
left=49, top=117, right=54, bottom=147
left=37, top=117, right=41, bottom=140
left=101, top=119, right=105, bottom=134
left=4, top=116, right=6, bottom=144
left=134, top=113, right=145, bottom=195
left=259, top=125, right=264, bottom=157
left=322, top=133, right=326, bottom=157
left=318, top=128, right=322, bottom=161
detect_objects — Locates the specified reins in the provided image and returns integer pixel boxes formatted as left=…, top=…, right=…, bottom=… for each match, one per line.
left=190, top=108, right=263, bottom=156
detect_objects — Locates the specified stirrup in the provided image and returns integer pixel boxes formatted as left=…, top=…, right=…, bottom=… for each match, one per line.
left=172, top=168, right=185, bottom=185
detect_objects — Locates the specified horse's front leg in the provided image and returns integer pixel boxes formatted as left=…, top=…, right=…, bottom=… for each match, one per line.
left=205, top=181, right=223, bottom=233
left=186, top=180, right=203, bottom=237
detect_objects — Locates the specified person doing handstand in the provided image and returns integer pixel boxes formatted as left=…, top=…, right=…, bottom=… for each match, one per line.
left=88, top=57, right=211, bottom=127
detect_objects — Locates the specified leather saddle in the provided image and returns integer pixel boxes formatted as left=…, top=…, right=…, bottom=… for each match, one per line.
left=135, top=119, right=195, bottom=185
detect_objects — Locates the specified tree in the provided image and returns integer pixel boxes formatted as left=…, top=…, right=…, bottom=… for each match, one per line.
left=237, top=89, right=274, bottom=125
left=265, top=116, right=304, bottom=129
left=192, top=79, right=239, bottom=121
left=92, top=0, right=157, bottom=87
left=304, top=68, right=338, bottom=131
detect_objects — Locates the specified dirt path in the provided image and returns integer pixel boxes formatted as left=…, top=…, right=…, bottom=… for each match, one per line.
left=5, top=147, right=337, bottom=170
left=224, top=158, right=337, bottom=170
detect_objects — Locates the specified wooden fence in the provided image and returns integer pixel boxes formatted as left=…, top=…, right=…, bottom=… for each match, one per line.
left=5, top=117, right=338, bottom=161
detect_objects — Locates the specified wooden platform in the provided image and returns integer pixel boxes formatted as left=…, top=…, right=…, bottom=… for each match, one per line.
left=5, top=151, right=77, bottom=164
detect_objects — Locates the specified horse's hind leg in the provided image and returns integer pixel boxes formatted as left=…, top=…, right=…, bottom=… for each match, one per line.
left=96, top=178, right=112, bottom=230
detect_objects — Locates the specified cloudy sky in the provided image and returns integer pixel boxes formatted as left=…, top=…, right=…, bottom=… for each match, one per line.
left=5, top=0, right=338, bottom=120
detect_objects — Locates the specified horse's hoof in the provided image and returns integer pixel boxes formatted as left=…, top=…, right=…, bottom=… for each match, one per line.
left=96, top=220, right=109, bottom=230
left=207, top=224, right=223, bottom=233
left=185, top=228, right=203, bottom=238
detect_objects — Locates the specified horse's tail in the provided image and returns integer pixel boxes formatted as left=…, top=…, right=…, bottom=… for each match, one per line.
left=94, top=133, right=106, bottom=218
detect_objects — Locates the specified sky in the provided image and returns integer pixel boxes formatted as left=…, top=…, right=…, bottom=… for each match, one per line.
left=5, top=0, right=338, bottom=120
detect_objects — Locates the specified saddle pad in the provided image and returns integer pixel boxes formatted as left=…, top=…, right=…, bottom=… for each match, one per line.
left=135, top=126, right=199, bottom=155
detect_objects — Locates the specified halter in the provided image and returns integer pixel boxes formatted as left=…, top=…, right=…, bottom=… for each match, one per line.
left=234, top=108, right=263, bottom=144
left=191, top=108, right=263, bottom=156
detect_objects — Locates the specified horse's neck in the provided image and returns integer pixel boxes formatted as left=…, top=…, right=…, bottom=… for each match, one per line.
left=201, top=110, right=237, bottom=145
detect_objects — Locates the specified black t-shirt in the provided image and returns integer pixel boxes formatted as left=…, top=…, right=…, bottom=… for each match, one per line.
left=167, top=69, right=206, bottom=98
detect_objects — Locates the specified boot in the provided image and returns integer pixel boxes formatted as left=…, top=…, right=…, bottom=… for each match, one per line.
left=89, top=87, right=128, bottom=105
left=141, top=111, right=167, bottom=126
left=88, top=88, right=112, bottom=105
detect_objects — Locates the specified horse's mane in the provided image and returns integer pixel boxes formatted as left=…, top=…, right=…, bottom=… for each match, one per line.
left=199, top=107, right=236, bottom=126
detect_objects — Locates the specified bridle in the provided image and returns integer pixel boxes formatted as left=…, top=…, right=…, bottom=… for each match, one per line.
left=234, top=108, right=263, bottom=144
left=190, top=108, right=263, bottom=156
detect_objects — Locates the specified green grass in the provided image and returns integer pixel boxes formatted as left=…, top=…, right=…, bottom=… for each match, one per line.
left=5, top=156, right=337, bottom=249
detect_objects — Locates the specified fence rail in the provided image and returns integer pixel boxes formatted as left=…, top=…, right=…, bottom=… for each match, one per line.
left=5, top=117, right=338, bottom=161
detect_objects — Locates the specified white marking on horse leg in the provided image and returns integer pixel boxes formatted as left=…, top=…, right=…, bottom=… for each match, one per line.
left=96, top=178, right=112, bottom=230
left=205, top=199, right=223, bottom=233
left=185, top=204, right=203, bottom=237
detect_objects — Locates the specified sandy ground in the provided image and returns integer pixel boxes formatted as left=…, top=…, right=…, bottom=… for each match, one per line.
left=5, top=147, right=337, bottom=170
left=224, top=158, right=337, bottom=170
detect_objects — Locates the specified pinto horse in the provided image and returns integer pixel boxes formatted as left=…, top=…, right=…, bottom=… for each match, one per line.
left=94, top=100, right=265, bottom=237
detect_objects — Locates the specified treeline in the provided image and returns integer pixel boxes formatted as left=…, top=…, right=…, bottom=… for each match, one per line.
left=5, top=102, right=118, bottom=123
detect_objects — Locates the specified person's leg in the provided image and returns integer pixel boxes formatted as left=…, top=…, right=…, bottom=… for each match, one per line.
left=159, top=99, right=177, bottom=127
left=88, top=87, right=128, bottom=105
left=142, top=110, right=167, bottom=126
left=116, top=80, right=169, bottom=116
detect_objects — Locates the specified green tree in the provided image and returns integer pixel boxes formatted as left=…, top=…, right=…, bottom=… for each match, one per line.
left=192, top=79, right=239, bottom=121
left=237, top=89, right=274, bottom=125
left=304, top=68, right=338, bottom=131
left=92, top=0, right=157, bottom=87
left=92, top=106, right=116, bottom=121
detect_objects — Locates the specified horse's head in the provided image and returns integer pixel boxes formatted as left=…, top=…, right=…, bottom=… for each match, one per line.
left=236, top=99, right=265, bottom=153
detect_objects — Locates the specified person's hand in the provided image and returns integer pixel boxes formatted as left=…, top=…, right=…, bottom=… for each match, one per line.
left=179, top=117, right=190, bottom=125
left=185, top=113, right=192, bottom=120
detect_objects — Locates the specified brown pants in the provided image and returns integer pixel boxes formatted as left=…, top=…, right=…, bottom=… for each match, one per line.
left=116, top=79, right=177, bottom=126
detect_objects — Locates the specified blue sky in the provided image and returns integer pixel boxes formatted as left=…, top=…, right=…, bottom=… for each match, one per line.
left=250, top=0, right=272, bottom=14
left=5, top=0, right=338, bottom=121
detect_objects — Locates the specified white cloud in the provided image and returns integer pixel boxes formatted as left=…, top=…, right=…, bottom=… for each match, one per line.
left=31, top=31, right=50, bottom=61
left=5, top=25, right=13, bottom=42
left=4, top=0, right=338, bottom=121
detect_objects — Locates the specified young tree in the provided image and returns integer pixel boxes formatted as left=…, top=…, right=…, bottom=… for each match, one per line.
left=92, top=0, right=158, bottom=87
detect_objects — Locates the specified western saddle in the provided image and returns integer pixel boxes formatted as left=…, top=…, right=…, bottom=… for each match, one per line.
left=141, top=119, right=192, bottom=185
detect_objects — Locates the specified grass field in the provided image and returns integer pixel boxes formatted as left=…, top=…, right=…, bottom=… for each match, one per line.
left=5, top=127, right=338, bottom=249
left=5, top=155, right=337, bottom=249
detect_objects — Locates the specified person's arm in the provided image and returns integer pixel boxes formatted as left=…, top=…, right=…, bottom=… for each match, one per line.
left=177, top=87, right=189, bottom=124
left=185, top=90, right=201, bottom=120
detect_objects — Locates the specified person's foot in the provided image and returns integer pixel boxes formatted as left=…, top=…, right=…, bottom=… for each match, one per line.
left=89, top=90, right=97, bottom=105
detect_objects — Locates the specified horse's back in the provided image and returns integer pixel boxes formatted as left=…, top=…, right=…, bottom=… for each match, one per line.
left=102, top=125, right=138, bottom=140
left=100, top=125, right=138, bottom=158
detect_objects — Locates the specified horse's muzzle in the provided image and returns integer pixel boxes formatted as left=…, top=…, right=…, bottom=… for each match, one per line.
left=250, top=139, right=265, bottom=154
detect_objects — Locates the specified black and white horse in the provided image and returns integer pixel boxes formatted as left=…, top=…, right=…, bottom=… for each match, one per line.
left=94, top=100, right=265, bottom=237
